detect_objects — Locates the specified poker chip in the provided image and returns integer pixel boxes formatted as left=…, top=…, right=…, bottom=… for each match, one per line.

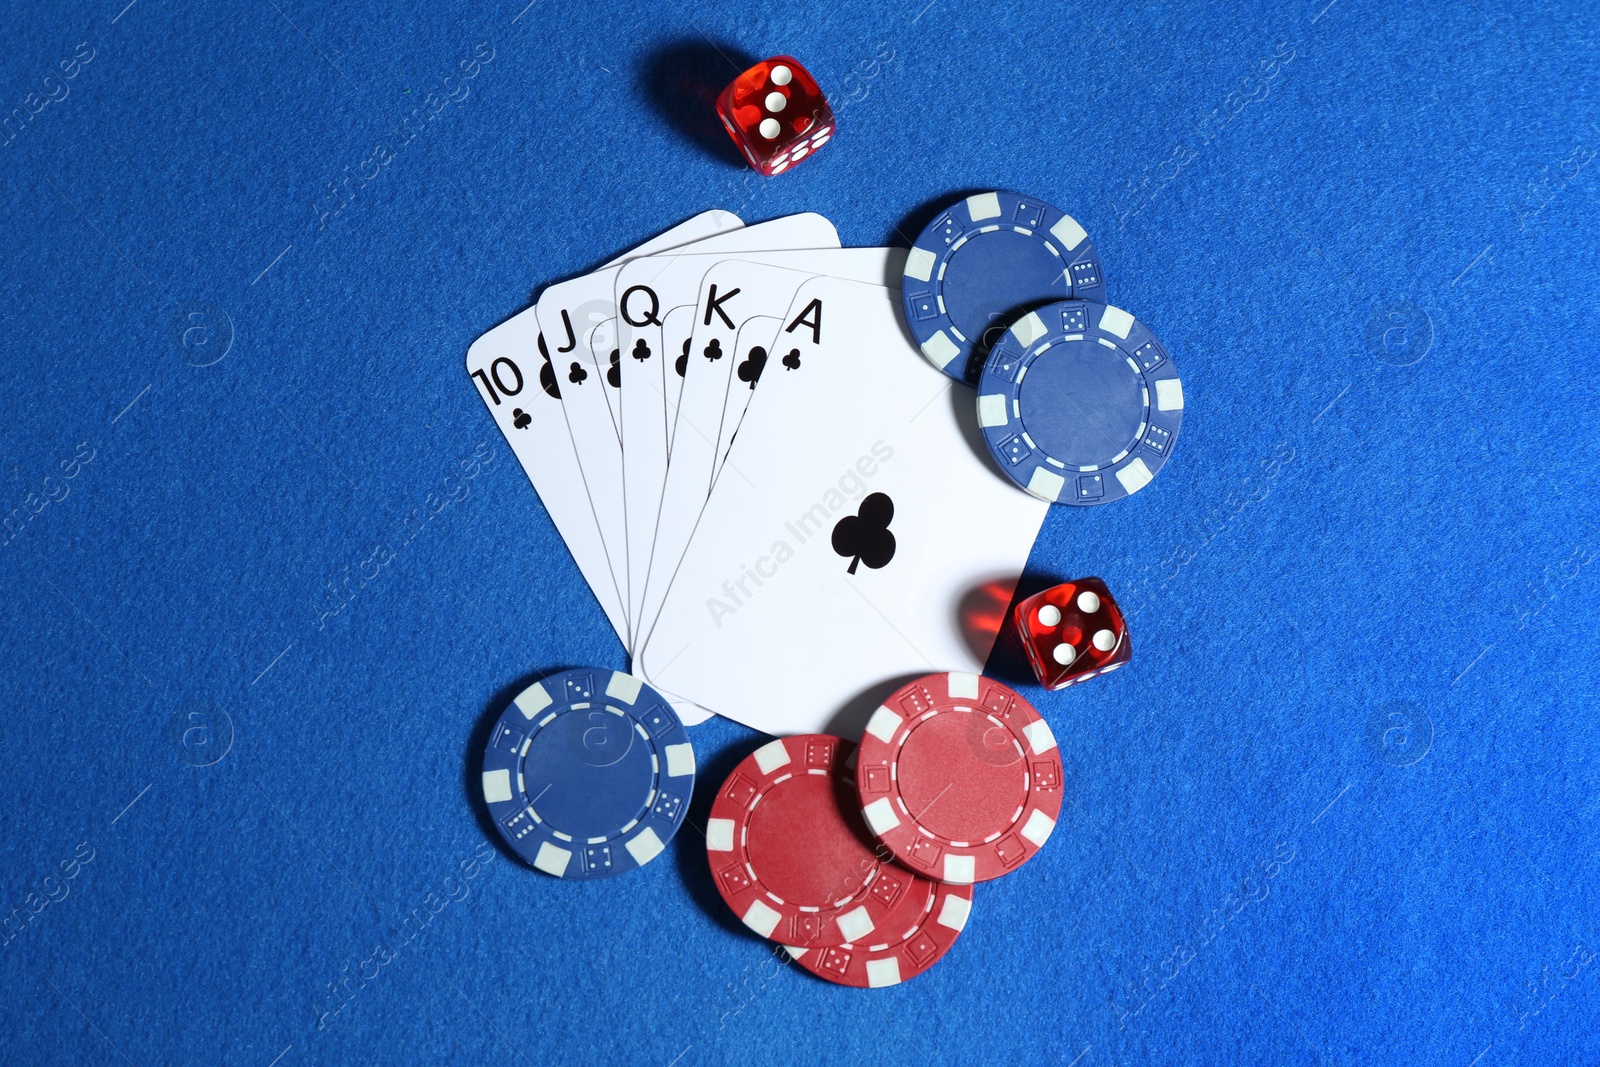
left=782, top=879, right=974, bottom=988
left=855, top=673, right=1063, bottom=884
left=977, top=299, right=1183, bottom=506
left=901, top=190, right=1106, bottom=383
left=706, top=734, right=938, bottom=948
left=481, top=668, right=695, bottom=879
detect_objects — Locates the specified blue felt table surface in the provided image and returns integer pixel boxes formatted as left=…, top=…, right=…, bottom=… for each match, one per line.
left=3, top=0, right=1599, bottom=1064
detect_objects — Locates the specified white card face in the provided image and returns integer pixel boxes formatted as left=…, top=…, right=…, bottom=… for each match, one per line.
left=635, top=252, right=902, bottom=652
left=636, top=276, right=1048, bottom=736
left=585, top=316, right=624, bottom=442
left=659, top=303, right=698, bottom=453
left=601, top=301, right=734, bottom=733
left=635, top=313, right=779, bottom=656
left=598, top=230, right=857, bottom=652
left=464, top=210, right=744, bottom=647
left=702, top=255, right=905, bottom=485
left=539, top=213, right=841, bottom=638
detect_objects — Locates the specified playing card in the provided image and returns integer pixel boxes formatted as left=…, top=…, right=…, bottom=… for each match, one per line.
left=464, top=210, right=743, bottom=647
left=633, top=253, right=902, bottom=652
left=659, top=303, right=698, bottom=451
left=541, top=213, right=841, bottom=637
left=635, top=276, right=1049, bottom=736
left=632, top=313, right=778, bottom=658
left=604, top=241, right=889, bottom=650
left=584, top=315, right=625, bottom=442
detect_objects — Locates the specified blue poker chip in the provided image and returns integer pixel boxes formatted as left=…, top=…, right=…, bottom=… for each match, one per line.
left=481, top=668, right=695, bottom=879
left=901, top=191, right=1106, bottom=383
left=977, top=300, right=1183, bottom=505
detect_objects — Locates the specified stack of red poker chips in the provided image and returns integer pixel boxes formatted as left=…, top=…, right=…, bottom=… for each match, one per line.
left=704, top=673, right=1063, bottom=987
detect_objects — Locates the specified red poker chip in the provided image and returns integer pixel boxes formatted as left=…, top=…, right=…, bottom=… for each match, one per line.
left=706, top=734, right=938, bottom=949
left=782, top=878, right=974, bottom=988
left=855, top=672, right=1063, bottom=883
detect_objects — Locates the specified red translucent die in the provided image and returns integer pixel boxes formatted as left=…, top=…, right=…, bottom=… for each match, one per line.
left=1013, top=577, right=1131, bottom=690
left=716, top=56, right=835, bottom=176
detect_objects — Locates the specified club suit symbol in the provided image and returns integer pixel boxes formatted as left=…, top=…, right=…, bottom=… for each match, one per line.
left=737, top=346, right=767, bottom=389
left=538, top=333, right=561, bottom=398
left=703, top=338, right=723, bottom=362
left=512, top=408, right=531, bottom=429
left=831, top=493, right=896, bottom=575
left=675, top=338, right=691, bottom=378
left=568, top=361, right=588, bottom=385
left=782, top=347, right=801, bottom=370
left=607, top=349, right=622, bottom=388
left=631, top=339, right=651, bottom=362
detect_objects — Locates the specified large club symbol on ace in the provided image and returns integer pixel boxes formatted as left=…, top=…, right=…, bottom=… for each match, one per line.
left=831, top=493, right=897, bottom=574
